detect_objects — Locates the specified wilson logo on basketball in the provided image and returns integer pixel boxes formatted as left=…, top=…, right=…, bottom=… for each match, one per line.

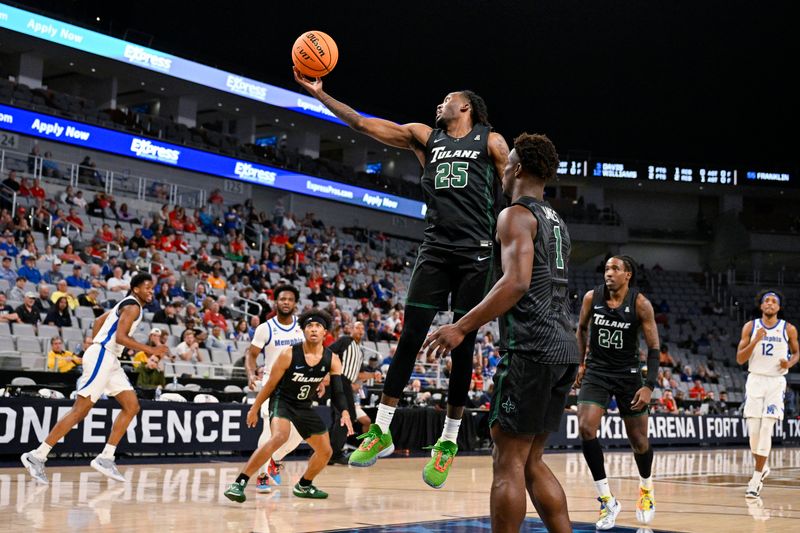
left=304, top=33, right=326, bottom=57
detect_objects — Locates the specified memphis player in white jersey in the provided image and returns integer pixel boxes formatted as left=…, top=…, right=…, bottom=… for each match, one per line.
left=246, top=284, right=306, bottom=492
left=21, top=274, right=168, bottom=484
left=736, top=289, right=799, bottom=498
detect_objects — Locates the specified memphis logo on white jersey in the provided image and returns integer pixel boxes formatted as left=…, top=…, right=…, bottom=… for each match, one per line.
left=749, top=319, right=790, bottom=376
left=251, top=316, right=305, bottom=377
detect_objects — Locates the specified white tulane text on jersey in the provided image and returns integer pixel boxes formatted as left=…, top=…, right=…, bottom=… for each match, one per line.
left=748, top=319, right=790, bottom=376
left=251, top=316, right=304, bottom=381
left=92, top=295, right=143, bottom=358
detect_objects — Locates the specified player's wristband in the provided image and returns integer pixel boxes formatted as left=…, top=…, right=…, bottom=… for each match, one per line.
left=330, top=375, right=348, bottom=412
left=645, top=347, right=660, bottom=390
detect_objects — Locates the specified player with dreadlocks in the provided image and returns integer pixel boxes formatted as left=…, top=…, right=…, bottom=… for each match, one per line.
left=294, top=71, right=509, bottom=488
left=574, top=255, right=661, bottom=529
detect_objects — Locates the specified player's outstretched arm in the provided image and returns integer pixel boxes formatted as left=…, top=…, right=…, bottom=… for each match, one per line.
left=423, top=205, right=536, bottom=357
left=293, top=68, right=431, bottom=158
left=736, top=321, right=764, bottom=365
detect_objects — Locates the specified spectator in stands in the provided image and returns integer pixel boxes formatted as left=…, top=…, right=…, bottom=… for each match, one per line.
left=9, top=275, right=28, bottom=301
left=51, top=280, right=78, bottom=310
left=133, top=328, right=165, bottom=367
left=0, top=234, right=19, bottom=257
left=183, top=302, right=203, bottom=331
left=207, top=269, right=227, bottom=290
left=17, top=255, right=42, bottom=284
left=106, top=266, right=130, bottom=293
left=78, top=288, right=105, bottom=317
left=30, top=179, right=46, bottom=200
left=43, top=259, right=64, bottom=284
left=2, top=170, right=20, bottom=193
left=0, top=292, right=20, bottom=323
left=66, top=265, right=91, bottom=289
left=0, top=256, right=16, bottom=282
left=65, top=208, right=85, bottom=233
left=136, top=354, right=166, bottom=389
left=659, top=389, right=679, bottom=414
left=47, top=337, right=81, bottom=373
left=15, top=291, right=40, bottom=325
left=679, top=365, right=693, bottom=383
left=659, top=345, right=676, bottom=368
left=33, top=284, right=52, bottom=314
left=153, top=301, right=179, bottom=325
left=45, top=296, right=73, bottom=327
left=118, top=203, right=139, bottom=224
left=229, top=318, right=251, bottom=342
left=689, top=379, right=707, bottom=400
left=704, top=392, right=725, bottom=415
left=18, top=177, right=32, bottom=197
left=48, top=227, right=70, bottom=250
left=176, top=329, right=204, bottom=363
left=206, top=325, right=228, bottom=350
left=59, top=244, right=84, bottom=266
left=40, top=245, right=58, bottom=263
left=78, top=155, right=100, bottom=185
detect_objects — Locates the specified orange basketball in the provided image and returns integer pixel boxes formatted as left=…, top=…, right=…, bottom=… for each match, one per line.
left=292, top=30, right=338, bottom=78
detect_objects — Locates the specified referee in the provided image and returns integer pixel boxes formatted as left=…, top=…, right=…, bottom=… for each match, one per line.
left=327, top=321, right=366, bottom=464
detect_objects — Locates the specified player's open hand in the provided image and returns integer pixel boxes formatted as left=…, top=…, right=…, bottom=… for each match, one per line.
left=340, top=410, right=354, bottom=436
left=152, top=345, right=169, bottom=358
left=630, top=386, right=652, bottom=411
left=246, top=406, right=259, bottom=428
left=423, top=324, right=466, bottom=358
left=574, top=365, right=586, bottom=388
left=293, top=67, right=322, bottom=96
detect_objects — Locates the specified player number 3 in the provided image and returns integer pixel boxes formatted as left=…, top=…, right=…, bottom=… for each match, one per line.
left=297, top=384, right=311, bottom=400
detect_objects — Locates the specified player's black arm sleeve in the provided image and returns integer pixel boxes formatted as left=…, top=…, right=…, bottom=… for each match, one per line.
left=645, top=348, right=660, bottom=390
left=330, top=374, right=348, bottom=412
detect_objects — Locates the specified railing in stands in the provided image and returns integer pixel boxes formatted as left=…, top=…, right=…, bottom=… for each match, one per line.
left=0, top=147, right=207, bottom=209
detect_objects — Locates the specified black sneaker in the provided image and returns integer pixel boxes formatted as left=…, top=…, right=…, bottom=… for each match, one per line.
left=328, top=454, right=349, bottom=466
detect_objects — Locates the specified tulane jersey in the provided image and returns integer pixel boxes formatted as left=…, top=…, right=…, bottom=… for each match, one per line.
left=421, top=124, right=502, bottom=250
left=273, top=343, right=333, bottom=405
left=748, top=319, right=791, bottom=377
left=499, top=197, right=579, bottom=364
left=587, top=284, right=642, bottom=375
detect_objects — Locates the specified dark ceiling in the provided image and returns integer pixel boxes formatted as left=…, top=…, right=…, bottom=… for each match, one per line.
left=7, top=0, right=797, bottom=169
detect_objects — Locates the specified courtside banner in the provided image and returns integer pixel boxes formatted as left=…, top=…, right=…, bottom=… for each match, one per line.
left=549, top=413, right=790, bottom=448
left=0, top=398, right=262, bottom=454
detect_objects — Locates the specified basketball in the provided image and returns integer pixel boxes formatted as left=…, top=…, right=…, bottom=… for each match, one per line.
left=292, top=30, right=338, bottom=78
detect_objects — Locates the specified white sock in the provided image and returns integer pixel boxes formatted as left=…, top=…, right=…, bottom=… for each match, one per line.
left=594, top=478, right=613, bottom=499
left=100, top=444, right=116, bottom=459
left=375, top=404, right=396, bottom=433
left=32, top=442, right=52, bottom=461
left=640, top=476, right=653, bottom=490
left=750, top=470, right=761, bottom=484
left=441, top=417, right=461, bottom=443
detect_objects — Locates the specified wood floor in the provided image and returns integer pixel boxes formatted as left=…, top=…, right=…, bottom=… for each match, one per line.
left=2, top=447, right=799, bottom=532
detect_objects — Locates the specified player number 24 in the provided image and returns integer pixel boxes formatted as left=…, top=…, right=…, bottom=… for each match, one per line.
left=434, top=162, right=469, bottom=189
left=598, top=328, right=623, bottom=349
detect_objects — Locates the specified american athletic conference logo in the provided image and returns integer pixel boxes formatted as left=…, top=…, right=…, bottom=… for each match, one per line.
left=502, top=397, right=516, bottom=414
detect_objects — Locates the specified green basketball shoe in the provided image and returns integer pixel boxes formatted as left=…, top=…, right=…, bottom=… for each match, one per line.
left=223, top=480, right=247, bottom=503
left=292, top=482, right=329, bottom=499
left=422, top=439, right=458, bottom=489
left=348, top=423, right=395, bottom=467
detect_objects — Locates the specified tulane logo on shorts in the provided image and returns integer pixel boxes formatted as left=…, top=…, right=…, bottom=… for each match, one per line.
left=502, top=397, right=516, bottom=414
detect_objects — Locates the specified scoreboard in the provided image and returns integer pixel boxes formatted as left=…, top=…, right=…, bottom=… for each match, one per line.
left=556, top=158, right=794, bottom=188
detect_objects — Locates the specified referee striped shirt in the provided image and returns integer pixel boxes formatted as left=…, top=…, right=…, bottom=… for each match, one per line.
left=328, top=335, right=363, bottom=382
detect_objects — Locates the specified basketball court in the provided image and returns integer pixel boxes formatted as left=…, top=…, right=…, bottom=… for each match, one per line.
left=2, top=447, right=798, bottom=532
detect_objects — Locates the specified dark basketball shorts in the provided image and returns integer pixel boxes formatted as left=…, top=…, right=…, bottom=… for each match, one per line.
left=489, top=353, right=578, bottom=436
left=405, top=244, right=496, bottom=314
left=577, top=369, right=648, bottom=418
left=270, top=397, right=327, bottom=439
